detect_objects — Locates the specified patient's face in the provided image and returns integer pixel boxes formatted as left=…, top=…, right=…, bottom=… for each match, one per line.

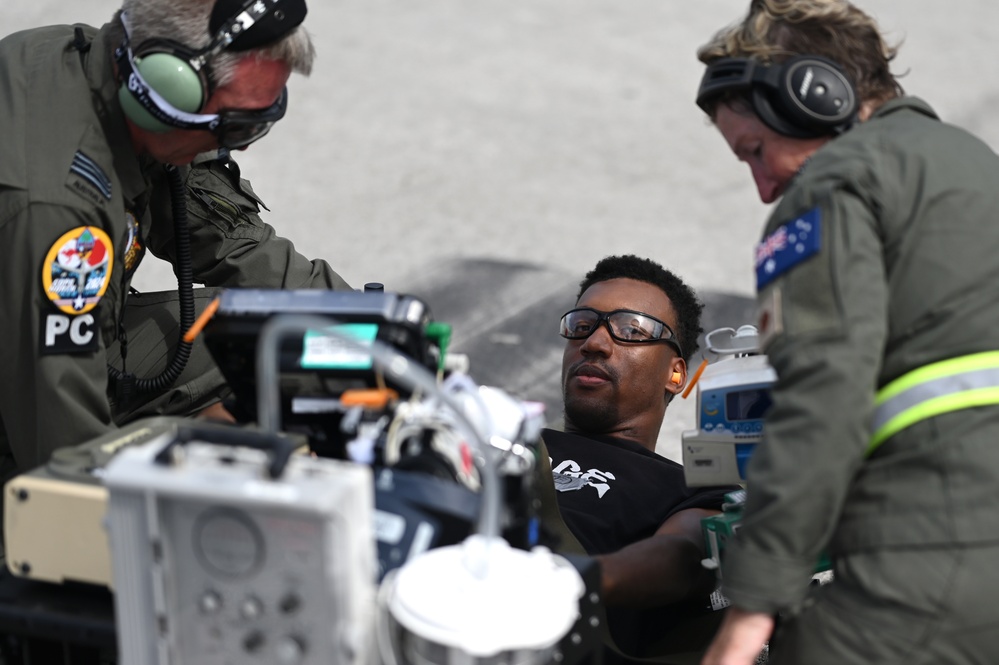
left=561, top=278, right=679, bottom=437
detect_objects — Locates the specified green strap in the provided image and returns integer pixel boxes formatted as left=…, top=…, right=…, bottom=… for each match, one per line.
left=868, top=351, right=999, bottom=455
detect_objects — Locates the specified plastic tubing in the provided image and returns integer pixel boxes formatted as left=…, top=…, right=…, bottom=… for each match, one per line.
left=255, top=314, right=502, bottom=540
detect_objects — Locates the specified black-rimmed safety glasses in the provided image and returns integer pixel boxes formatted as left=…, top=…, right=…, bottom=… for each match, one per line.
left=214, top=87, right=288, bottom=148
left=559, top=308, right=683, bottom=355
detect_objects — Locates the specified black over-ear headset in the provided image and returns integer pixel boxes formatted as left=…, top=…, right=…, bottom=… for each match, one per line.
left=115, top=0, right=306, bottom=133
left=696, top=55, right=858, bottom=139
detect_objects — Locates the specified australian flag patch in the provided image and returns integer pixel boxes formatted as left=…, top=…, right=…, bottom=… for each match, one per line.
left=755, top=207, right=822, bottom=291
left=68, top=151, right=112, bottom=202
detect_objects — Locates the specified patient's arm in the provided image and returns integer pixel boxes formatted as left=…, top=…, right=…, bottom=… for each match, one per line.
left=596, top=507, right=718, bottom=609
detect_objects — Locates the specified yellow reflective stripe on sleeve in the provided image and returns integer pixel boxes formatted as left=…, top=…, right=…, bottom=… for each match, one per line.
left=875, top=351, right=999, bottom=404
left=869, top=351, right=999, bottom=455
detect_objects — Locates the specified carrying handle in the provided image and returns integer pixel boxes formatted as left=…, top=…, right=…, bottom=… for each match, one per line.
left=704, top=325, right=761, bottom=356
left=154, top=424, right=296, bottom=479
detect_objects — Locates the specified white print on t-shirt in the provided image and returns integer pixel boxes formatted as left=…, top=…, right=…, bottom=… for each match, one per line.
left=550, top=458, right=616, bottom=498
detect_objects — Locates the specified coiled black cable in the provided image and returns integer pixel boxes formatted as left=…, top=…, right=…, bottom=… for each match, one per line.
left=107, top=164, right=195, bottom=397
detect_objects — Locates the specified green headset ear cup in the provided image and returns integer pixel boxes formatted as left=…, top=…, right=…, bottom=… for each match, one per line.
left=118, top=52, right=206, bottom=132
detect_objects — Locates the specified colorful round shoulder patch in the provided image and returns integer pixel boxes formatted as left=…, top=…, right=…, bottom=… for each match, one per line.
left=42, top=226, right=114, bottom=315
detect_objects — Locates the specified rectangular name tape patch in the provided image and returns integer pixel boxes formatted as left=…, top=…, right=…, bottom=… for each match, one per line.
left=40, top=312, right=99, bottom=354
left=755, top=207, right=822, bottom=291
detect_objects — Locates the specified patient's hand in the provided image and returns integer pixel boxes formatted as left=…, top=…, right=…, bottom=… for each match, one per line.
left=196, top=402, right=236, bottom=423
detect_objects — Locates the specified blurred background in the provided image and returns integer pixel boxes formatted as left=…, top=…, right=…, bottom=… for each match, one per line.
left=5, top=0, right=998, bottom=459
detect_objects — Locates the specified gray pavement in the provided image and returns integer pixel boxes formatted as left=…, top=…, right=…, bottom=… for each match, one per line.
left=5, top=0, right=999, bottom=459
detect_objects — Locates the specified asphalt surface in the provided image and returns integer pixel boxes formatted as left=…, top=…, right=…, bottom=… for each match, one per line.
left=5, top=0, right=999, bottom=459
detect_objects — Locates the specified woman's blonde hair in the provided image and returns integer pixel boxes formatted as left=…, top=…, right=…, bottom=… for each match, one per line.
left=697, top=0, right=902, bottom=115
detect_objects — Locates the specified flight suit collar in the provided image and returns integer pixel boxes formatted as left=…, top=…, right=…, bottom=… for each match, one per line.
left=869, top=96, right=939, bottom=123
left=785, top=97, right=940, bottom=196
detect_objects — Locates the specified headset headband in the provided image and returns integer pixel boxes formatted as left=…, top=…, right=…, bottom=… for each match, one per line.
left=203, top=0, right=308, bottom=62
left=696, top=58, right=779, bottom=113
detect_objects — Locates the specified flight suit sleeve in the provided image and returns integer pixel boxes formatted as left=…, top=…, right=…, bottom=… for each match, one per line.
left=0, top=198, right=116, bottom=472
left=145, top=155, right=353, bottom=290
left=720, top=187, right=889, bottom=614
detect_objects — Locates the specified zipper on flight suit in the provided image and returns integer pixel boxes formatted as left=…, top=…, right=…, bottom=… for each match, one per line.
left=191, top=188, right=244, bottom=226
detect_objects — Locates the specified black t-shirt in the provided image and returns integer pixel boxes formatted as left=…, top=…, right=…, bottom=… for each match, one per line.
left=544, top=428, right=737, bottom=660
left=544, top=428, right=733, bottom=555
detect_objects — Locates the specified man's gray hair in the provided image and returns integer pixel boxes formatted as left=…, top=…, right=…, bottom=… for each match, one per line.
left=111, top=0, right=315, bottom=87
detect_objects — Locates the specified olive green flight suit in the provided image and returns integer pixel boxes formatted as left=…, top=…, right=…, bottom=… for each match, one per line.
left=722, top=97, right=999, bottom=664
left=0, top=23, right=351, bottom=508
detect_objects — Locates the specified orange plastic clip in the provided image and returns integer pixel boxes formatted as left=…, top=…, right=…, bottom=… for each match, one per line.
left=340, top=388, right=399, bottom=409
left=183, top=296, right=221, bottom=344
